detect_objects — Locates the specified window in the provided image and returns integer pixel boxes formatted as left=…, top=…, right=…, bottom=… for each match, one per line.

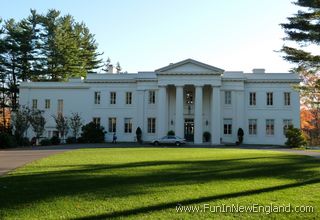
left=124, top=118, right=132, bottom=133
left=93, top=117, right=101, bottom=127
left=267, top=92, right=273, bottom=106
left=45, top=99, right=50, bottom=109
left=57, top=99, right=63, bottom=114
left=225, top=91, right=231, bottom=105
left=108, top=117, right=116, bottom=132
left=185, top=90, right=193, bottom=104
left=284, top=92, right=291, bottom=106
left=126, top=92, right=132, bottom=104
left=223, top=118, right=232, bottom=135
left=248, top=119, right=257, bottom=135
left=249, top=92, right=256, bottom=106
left=32, top=99, right=37, bottom=109
left=94, top=91, right=101, bottom=104
left=283, top=119, right=293, bottom=135
left=110, top=92, right=116, bottom=104
left=149, top=91, right=155, bottom=104
left=148, top=118, right=156, bottom=133
left=266, top=119, right=274, bottom=135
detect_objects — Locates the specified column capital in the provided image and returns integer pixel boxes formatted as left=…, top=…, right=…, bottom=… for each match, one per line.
left=194, top=84, right=204, bottom=88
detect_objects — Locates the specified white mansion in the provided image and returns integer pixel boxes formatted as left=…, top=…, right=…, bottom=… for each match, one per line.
left=20, top=59, right=301, bottom=145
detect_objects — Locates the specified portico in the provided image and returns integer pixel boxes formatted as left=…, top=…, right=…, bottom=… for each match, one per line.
left=157, top=84, right=221, bottom=144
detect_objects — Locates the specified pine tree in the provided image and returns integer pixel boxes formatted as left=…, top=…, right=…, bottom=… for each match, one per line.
left=281, top=0, right=320, bottom=143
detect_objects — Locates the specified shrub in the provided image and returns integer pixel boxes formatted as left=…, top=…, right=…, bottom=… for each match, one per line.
left=80, top=122, right=106, bottom=143
left=203, top=131, right=211, bottom=142
left=285, top=126, right=307, bottom=148
left=0, top=132, right=17, bottom=148
left=167, top=130, right=175, bottom=136
left=19, top=137, right=31, bottom=147
left=66, top=136, right=77, bottom=144
left=237, top=128, right=244, bottom=145
left=136, top=127, right=142, bottom=143
left=40, top=138, right=52, bottom=146
left=50, top=136, right=61, bottom=145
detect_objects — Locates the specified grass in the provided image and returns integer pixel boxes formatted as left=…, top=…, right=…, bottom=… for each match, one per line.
left=0, top=148, right=319, bottom=219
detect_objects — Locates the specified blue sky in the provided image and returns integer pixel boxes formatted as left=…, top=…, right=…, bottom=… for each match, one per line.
left=0, top=0, right=299, bottom=73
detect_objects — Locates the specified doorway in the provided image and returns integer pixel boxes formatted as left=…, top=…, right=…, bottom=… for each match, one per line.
left=184, top=118, right=194, bottom=141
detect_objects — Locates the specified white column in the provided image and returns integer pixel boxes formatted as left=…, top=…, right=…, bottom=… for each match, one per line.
left=194, top=85, right=203, bottom=144
left=157, top=86, right=167, bottom=138
left=175, top=85, right=184, bottom=138
left=211, top=86, right=221, bottom=144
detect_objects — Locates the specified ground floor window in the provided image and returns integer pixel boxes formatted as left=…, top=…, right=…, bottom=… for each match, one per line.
left=148, top=118, right=156, bottom=133
left=93, top=117, right=101, bottom=127
left=266, top=119, right=274, bottom=135
left=248, top=119, right=257, bottom=135
left=223, top=118, right=232, bottom=135
left=283, top=119, right=292, bottom=135
left=109, top=117, right=116, bottom=132
left=124, top=118, right=132, bottom=133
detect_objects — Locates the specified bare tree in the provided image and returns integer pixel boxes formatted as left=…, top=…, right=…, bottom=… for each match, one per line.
left=69, top=112, right=83, bottom=139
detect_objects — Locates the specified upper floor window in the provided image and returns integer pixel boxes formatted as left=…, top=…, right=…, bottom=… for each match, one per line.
left=284, top=92, right=291, bottom=106
left=266, top=119, right=274, bottom=135
left=283, top=119, right=293, bottom=135
left=57, top=99, right=63, bottom=114
left=267, top=92, right=273, bottom=106
left=108, top=117, right=117, bottom=132
left=110, top=92, right=116, bottom=104
left=248, top=119, right=257, bottom=135
left=148, top=118, right=156, bottom=133
left=45, top=99, right=50, bottom=109
left=223, top=118, right=232, bottom=135
left=32, top=99, right=37, bottom=109
left=124, top=118, right=133, bottom=133
left=93, top=117, right=101, bottom=127
left=94, top=91, right=101, bottom=104
left=149, top=91, right=155, bottom=104
left=126, top=92, right=132, bottom=105
left=249, top=92, right=256, bottom=106
left=225, top=91, right=231, bottom=105
left=185, top=90, right=194, bottom=104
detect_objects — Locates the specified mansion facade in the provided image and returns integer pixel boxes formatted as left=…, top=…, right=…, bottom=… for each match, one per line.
left=19, top=59, right=301, bottom=145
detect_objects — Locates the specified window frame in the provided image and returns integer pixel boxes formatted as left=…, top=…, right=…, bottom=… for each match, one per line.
left=94, top=91, right=101, bottom=104
left=223, top=118, right=232, bottom=135
left=126, top=92, right=132, bottom=105
left=108, top=117, right=117, bottom=133
left=266, top=119, right=275, bottom=135
left=249, top=92, right=256, bottom=106
left=224, top=91, right=232, bottom=105
left=148, top=90, right=156, bottom=104
left=124, top=118, right=133, bottom=133
left=147, top=118, right=156, bottom=133
left=110, top=92, right=116, bottom=105
left=32, top=99, right=38, bottom=109
left=266, top=92, right=273, bottom=106
left=248, top=119, right=257, bottom=135
left=45, top=99, right=50, bottom=109
left=284, top=92, right=291, bottom=106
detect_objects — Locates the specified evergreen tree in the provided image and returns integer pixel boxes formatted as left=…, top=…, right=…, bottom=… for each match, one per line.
left=281, top=0, right=320, bottom=142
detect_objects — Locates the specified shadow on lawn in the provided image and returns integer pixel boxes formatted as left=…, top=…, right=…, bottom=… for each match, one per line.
left=0, top=154, right=319, bottom=218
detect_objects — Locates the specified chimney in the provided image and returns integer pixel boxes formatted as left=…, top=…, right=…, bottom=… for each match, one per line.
left=252, top=68, right=265, bottom=74
left=107, top=64, right=115, bottom=73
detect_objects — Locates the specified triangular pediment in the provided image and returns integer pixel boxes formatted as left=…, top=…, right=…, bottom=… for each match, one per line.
left=155, top=59, right=224, bottom=74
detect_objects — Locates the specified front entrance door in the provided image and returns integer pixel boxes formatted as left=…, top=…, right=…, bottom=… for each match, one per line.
left=184, top=118, right=194, bottom=141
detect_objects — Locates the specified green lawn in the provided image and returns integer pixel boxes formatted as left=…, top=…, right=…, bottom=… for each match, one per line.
left=0, top=148, right=319, bottom=219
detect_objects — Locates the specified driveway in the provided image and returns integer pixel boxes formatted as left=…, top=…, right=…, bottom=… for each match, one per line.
left=0, top=143, right=319, bottom=176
